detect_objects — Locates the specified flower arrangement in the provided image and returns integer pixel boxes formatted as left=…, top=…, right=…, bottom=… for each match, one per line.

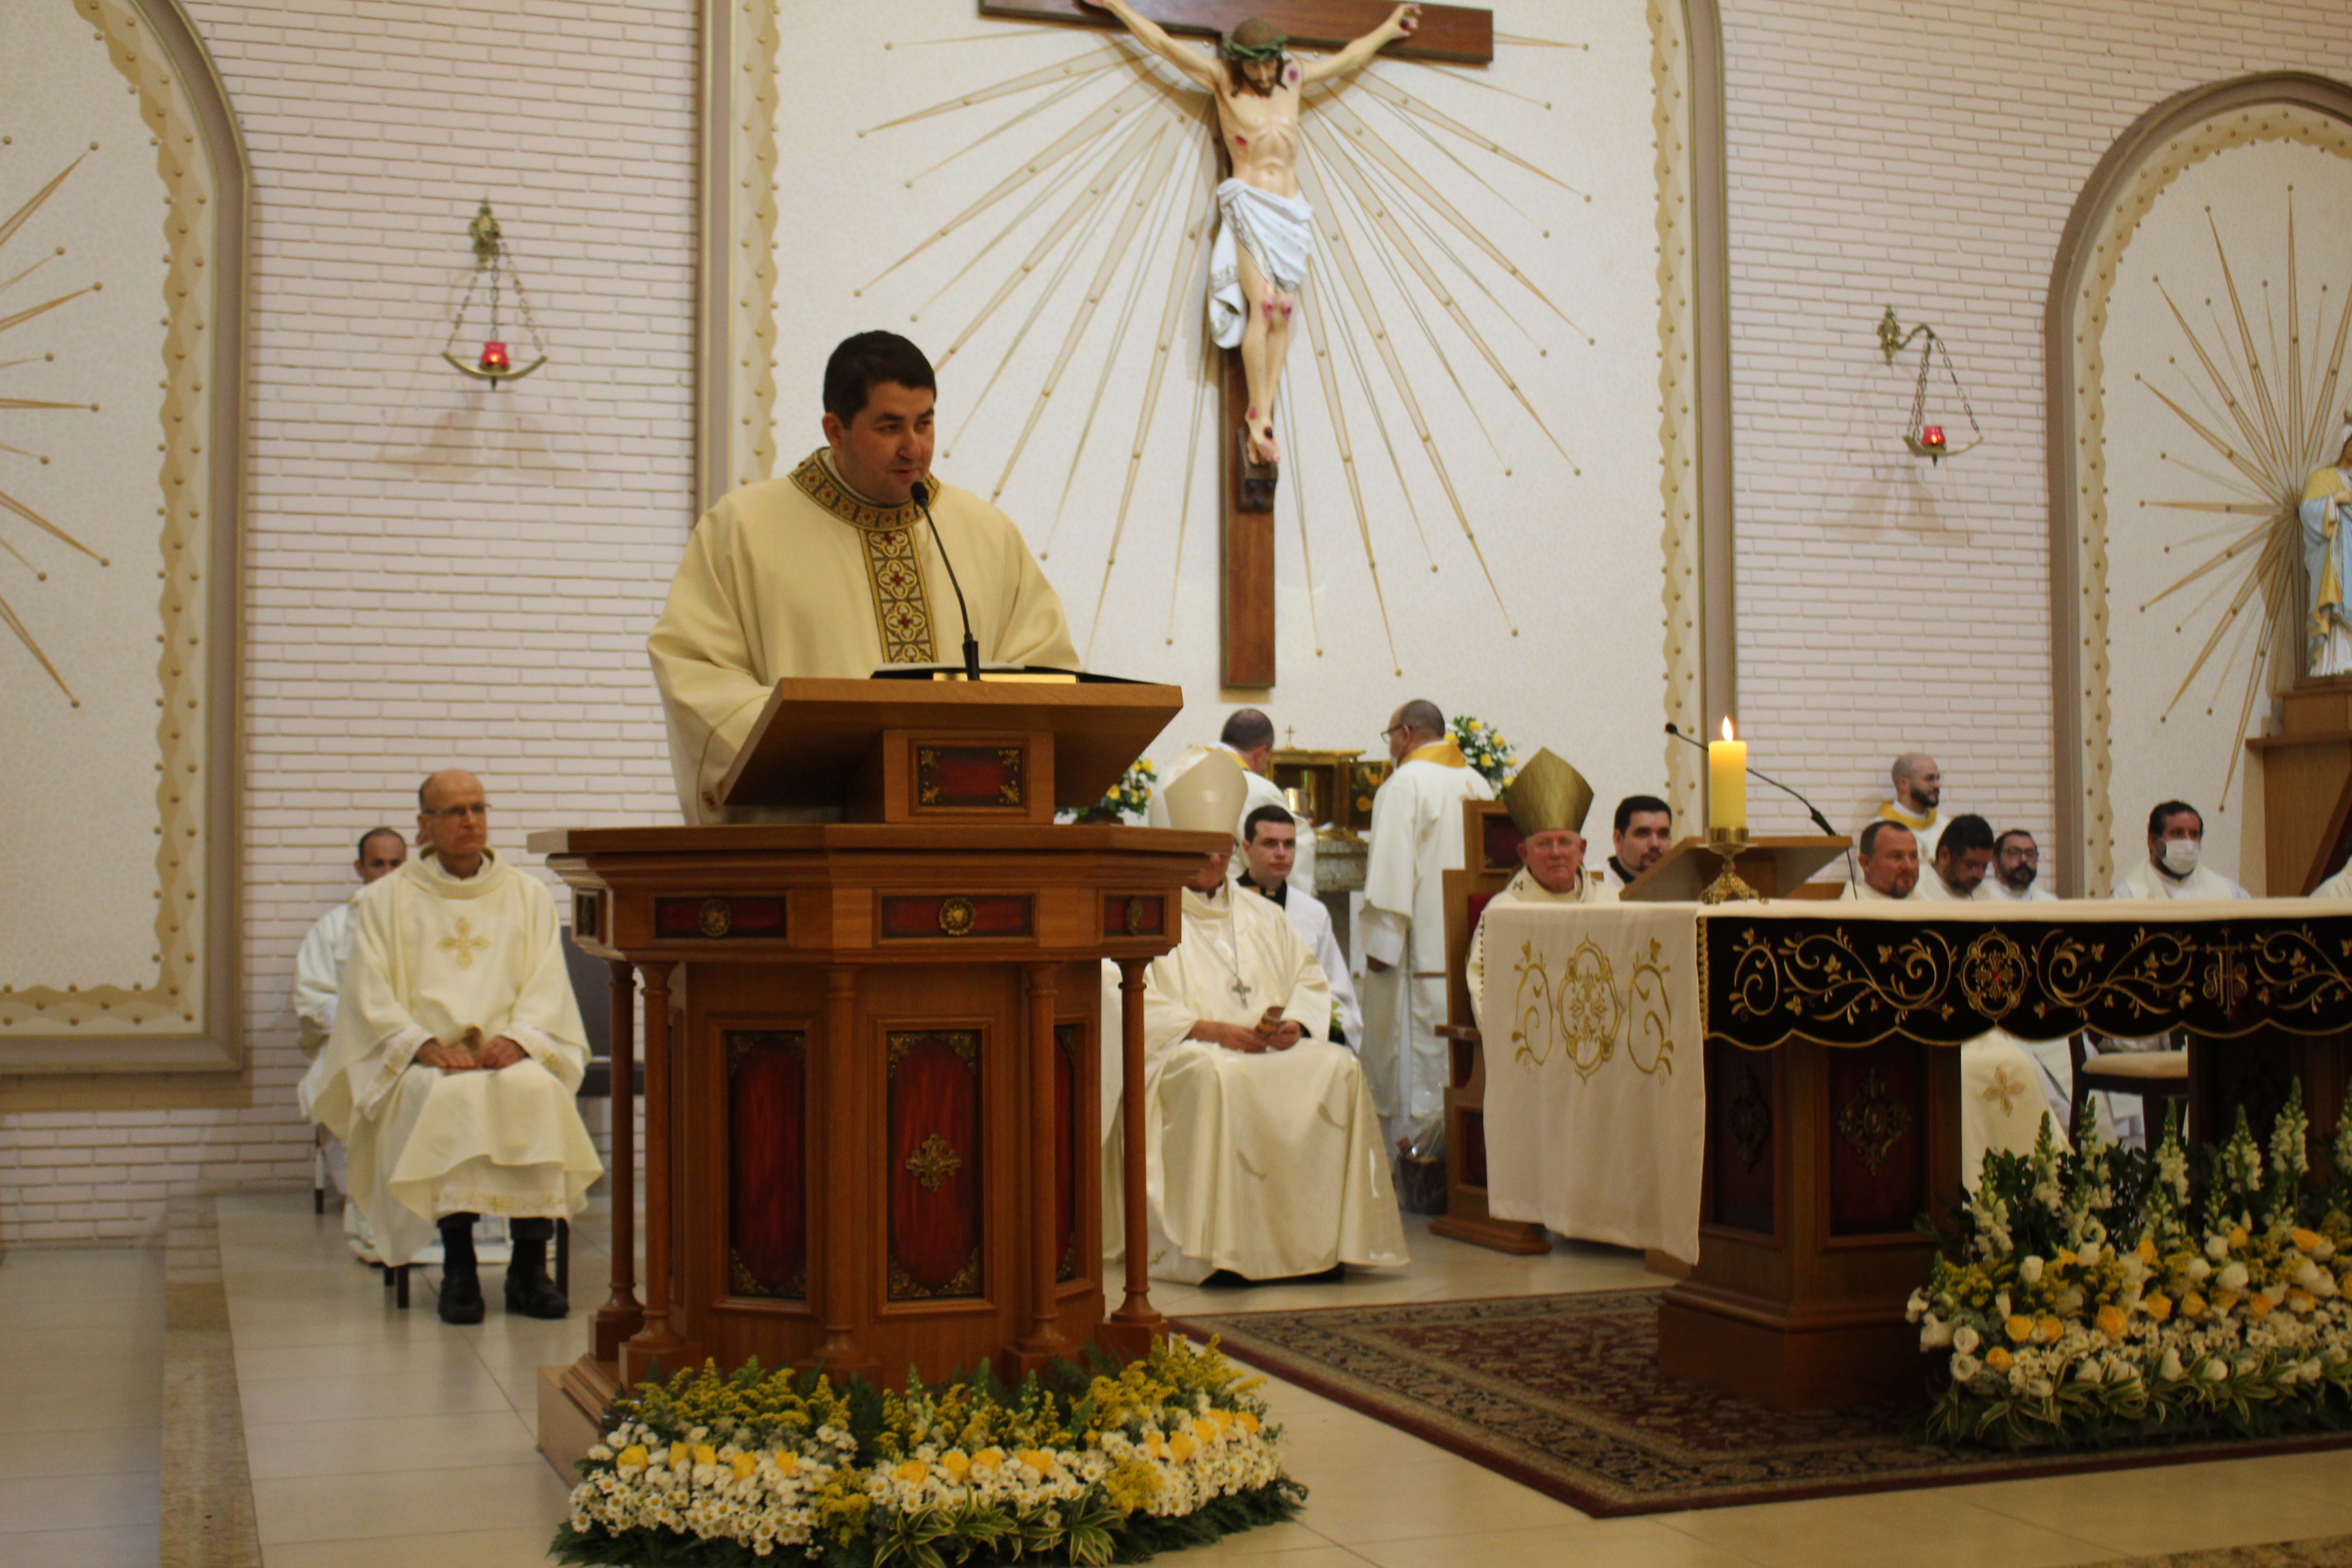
left=553, top=1337, right=1302, bottom=1566
left=1450, top=715, right=1514, bottom=789
left=1072, top=759, right=1155, bottom=825
left=1908, top=1082, right=2352, bottom=1450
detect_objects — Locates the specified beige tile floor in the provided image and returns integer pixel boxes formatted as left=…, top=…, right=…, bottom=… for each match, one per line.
left=12, top=1197, right=2352, bottom=1565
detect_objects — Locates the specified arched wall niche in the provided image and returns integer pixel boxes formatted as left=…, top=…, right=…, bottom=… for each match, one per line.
left=2046, top=72, right=2352, bottom=898
left=0, top=0, right=247, bottom=1072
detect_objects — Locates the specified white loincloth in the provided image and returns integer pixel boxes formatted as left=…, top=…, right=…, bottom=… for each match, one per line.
left=1209, top=179, right=1316, bottom=350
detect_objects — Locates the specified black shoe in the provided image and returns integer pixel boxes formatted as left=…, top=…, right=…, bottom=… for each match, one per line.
left=436, top=1213, right=485, bottom=1326
left=504, top=1218, right=569, bottom=1319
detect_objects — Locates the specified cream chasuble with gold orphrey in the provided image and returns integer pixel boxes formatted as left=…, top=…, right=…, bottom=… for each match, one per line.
left=1117, top=885, right=1406, bottom=1284
left=310, top=851, right=603, bottom=1269
left=648, top=451, right=1081, bottom=821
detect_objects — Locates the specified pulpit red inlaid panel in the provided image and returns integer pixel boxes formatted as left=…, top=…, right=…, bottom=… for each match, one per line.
left=1825, top=1041, right=1925, bottom=1236
left=887, top=1030, right=984, bottom=1299
left=725, top=1030, right=808, bottom=1299
left=1706, top=1041, right=1777, bottom=1235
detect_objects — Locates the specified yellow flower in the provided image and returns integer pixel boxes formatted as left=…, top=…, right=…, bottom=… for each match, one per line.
left=2095, top=1305, right=2129, bottom=1339
left=2289, top=1289, right=2318, bottom=1315
left=2055, top=1249, right=2079, bottom=1267
left=1985, top=1347, right=2014, bottom=1372
left=2144, top=1292, right=2174, bottom=1322
left=895, top=1460, right=929, bottom=1484
left=973, top=1448, right=1004, bottom=1472
left=938, top=1450, right=970, bottom=1481
left=1236, top=1411, right=1261, bottom=1435
left=2293, top=1228, right=2327, bottom=1253
left=1168, top=1433, right=1198, bottom=1461
left=669, top=1442, right=691, bottom=1470
left=2006, top=1314, right=2036, bottom=1343
left=2211, top=1290, right=2240, bottom=1316
left=617, top=1445, right=649, bottom=1472
left=2181, top=1291, right=2208, bottom=1319
left=730, top=1452, right=757, bottom=1481
left=774, top=1452, right=799, bottom=1477
left=2247, top=1293, right=2275, bottom=1321
left=1017, top=1448, right=1055, bottom=1475
left=1192, top=1418, right=1220, bottom=1444
left=2037, top=1316, right=2064, bottom=1343
left=691, top=1443, right=718, bottom=1468
left=1145, top=1432, right=1166, bottom=1460
left=2136, top=1239, right=2159, bottom=1265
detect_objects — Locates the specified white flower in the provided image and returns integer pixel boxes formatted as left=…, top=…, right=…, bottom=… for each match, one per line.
left=2207, top=1236, right=2231, bottom=1262
left=2021, top=1256, right=2045, bottom=1284
left=2076, top=1361, right=2104, bottom=1383
left=2187, top=1257, right=2212, bottom=1282
left=2217, top=1262, right=2250, bottom=1292
left=2202, top=1359, right=2229, bottom=1382
left=2160, top=1348, right=2185, bottom=1381
left=1953, top=1325, right=1980, bottom=1356
left=1906, top=1289, right=1929, bottom=1321
left=2027, top=1378, right=2055, bottom=1398
left=1949, top=1352, right=1981, bottom=1383
left=1920, top=1317, right=1954, bottom=1350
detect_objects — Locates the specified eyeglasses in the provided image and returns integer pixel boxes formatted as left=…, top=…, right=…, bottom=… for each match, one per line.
left=1379, top=724, right=1409, bottom=740
left=423, top=802, right=491, bottom=820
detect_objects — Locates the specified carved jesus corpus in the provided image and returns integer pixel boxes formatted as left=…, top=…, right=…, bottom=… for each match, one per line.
left=1083, top=1, right=1420, bottom=468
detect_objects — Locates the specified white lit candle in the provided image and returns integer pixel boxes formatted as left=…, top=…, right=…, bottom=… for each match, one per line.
left=1708, top=717, right=1747, bottom=835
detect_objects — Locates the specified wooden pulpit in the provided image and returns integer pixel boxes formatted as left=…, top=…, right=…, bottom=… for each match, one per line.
left=1620, top=834, right=1851, bottom=901
left=532, top=678, right=1222, bottom=1468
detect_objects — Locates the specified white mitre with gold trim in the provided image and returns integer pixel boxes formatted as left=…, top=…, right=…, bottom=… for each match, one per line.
left=1159, top=746, right=1248, bottom=836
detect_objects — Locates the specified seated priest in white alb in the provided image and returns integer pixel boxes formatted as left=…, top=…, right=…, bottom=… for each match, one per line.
left=1235, top=804, right=1359, bottom=1047
left=1839, top=820, right=1919, bottom=900
left=1912, top=813, right=1995, bottom=901
left=1360, top=699, right=1494, bottom=1169
left=1960, top=1028, right=2070, bottom=1187
left=1149, top=728, right=1311, bottom=898
left=310, top=771, right=603, bottom=1324
left=2314, top=858, right=2352, bottom=898
left=1874, top=752, right=1948, bottom=862
left=2111, top=800, right=2249, bottom=900
left=1136, top=749, right=1406, bottom=1285
left=1465, top=751, right=1616, bottom=1029
left=647, top=330, right=1078, bottom=822
left=1597, top=794, right=1672, bottom=893
left=1981, top=828, right=2059, bottom=902
left=294, top=826, right=407, bottom=1260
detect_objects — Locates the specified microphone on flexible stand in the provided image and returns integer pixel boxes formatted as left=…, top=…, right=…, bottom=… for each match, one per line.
left=909, top=480, right=982, bottom=684
left=1665, top=721, right=1859, bottom=893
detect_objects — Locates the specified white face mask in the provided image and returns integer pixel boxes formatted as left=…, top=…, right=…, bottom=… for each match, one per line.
left=2161, top=837, right=2201, bottom=877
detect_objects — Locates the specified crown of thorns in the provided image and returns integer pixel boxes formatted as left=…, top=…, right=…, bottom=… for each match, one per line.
left=1221, top=32, right=1288, bottom=61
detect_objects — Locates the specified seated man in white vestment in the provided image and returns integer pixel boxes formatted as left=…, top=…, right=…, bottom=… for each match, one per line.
left=1597, top=794, right=1672, bottom=892
left=311, top=771, right=603, bottom=1324
left=293, top=827, right=406, bottom=1260
left=1135, top=750, right=1405, bottom=1284
left=647, top=330, right=1079, bottom=822
left=1982, top=828, right=2059, bottom=903
left=1465, top=750, right=1616, bottom=1029
left=2112, top=800, right=2250, bottom=900
left=1913, top=813, right=1995, bottom=901
left=1235, top=804, right=1359, bottom=1047
left=1874, top=752, right=1948, bottom=862
left=1839, top=821, right=1919, bottom=900
left=2315, top=858, right=2352, bottom=898
left=1360, top=698, right=1493, bottom=1179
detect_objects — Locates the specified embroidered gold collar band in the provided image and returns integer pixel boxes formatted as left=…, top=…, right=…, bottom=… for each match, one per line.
left=789, top=450, right=930, bottom=532
left=790, top=450, right=938, bottom=664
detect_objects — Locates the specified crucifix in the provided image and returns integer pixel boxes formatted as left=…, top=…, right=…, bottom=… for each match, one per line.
left=979, top=0, right=1493, bottom=687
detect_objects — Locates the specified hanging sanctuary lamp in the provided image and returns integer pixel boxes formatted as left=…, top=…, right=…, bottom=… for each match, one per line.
left=442, top=199, right=547, bottom=388
left=1876, top=306, right=1981, bottom=463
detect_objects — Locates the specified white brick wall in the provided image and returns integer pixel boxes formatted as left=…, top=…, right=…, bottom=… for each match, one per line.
left=10, top=0, right=2352, bottom=1241
left=1719, top=0, right=2352, bottom=878
left=0, top=0, right=696, bottom=1244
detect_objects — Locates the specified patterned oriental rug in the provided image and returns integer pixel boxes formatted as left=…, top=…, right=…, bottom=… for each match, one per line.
left=1173, top=1289, right=2352, bottom=1518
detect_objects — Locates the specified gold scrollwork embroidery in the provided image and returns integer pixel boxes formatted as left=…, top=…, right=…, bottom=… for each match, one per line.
left=1509, top=935, right=1676, bottom=1080
left=905, top=1132, right=963, bottom=1192
left=1958, top=930, right=2025, bottom=1020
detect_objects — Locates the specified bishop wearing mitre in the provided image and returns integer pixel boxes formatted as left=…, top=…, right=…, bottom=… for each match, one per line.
left=1358, top=700, right=1494, bottom=1170
left=310, top=771, right=603, bottom=1324
left=648, top=331, right=1079, bottom=821
left=1133, top=749, right=1407, bottom=1284
left=1465, top=749, right=1616, bottom=1029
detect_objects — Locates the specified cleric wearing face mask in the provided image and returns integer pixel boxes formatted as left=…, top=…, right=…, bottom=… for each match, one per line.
left=2111, top=801, right=2251, bottom=901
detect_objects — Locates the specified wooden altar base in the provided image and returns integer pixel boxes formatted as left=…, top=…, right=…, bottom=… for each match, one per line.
left=1655, top=1034, right=1961, bottom=1411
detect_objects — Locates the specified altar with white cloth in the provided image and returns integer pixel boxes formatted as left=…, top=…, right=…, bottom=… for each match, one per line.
left=1476, top=897, right=2352, bottom=1409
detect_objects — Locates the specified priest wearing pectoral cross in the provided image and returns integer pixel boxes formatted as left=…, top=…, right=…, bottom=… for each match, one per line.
left=1465, top=750, right=1615, bottom=1029
left=1133, top=750, right=1406, bottom=1284
left=648, top=331, right=1080, bottom=821
left=308, top=771, right=604, bottom=1324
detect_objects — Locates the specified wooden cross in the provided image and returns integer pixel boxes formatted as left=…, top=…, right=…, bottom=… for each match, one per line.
left=980, top=0, right=1492, bottom=687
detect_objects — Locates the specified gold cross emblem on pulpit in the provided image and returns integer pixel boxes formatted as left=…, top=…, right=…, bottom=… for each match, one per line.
left=438, top=917, right=491, bottom=970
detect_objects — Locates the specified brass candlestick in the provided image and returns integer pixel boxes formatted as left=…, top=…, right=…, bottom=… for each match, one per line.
left=1700, top=826, right=1763, bottom=905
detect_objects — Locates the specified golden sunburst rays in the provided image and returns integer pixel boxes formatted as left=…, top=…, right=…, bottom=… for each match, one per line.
left=856, top=29, right=1580, bottom=668
left=2136, top=192, right=2352, bottom=798
left=0, top=150, right=107, bottom=706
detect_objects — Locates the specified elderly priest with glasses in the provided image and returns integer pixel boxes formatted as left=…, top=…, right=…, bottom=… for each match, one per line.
left=1128, top=749, right=1407, bottom=1285
left=1464, top=749, right=1616, bottom=1028
left=308, top=770, right=603, bottom=1325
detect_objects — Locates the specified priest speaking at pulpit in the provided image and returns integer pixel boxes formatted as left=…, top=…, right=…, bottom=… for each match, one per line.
left=648, top=331, right=1081, bottom=821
